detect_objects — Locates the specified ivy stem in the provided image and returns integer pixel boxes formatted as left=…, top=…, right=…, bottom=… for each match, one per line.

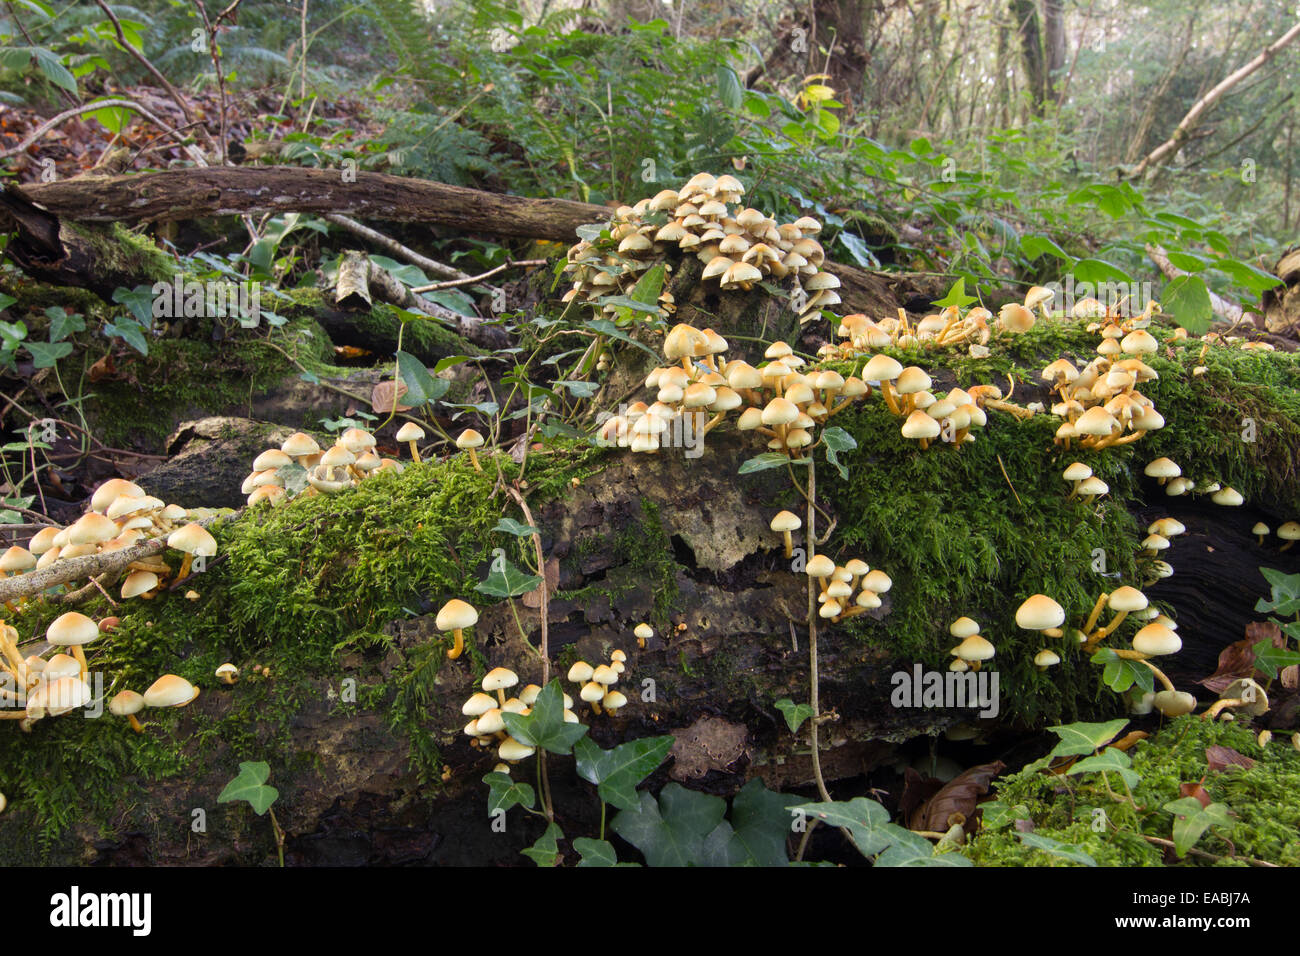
left=806, top=458, right=831, bottom=804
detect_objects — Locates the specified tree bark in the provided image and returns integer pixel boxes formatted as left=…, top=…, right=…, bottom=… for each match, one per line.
left=1011, top=0, right=1047, bottom=115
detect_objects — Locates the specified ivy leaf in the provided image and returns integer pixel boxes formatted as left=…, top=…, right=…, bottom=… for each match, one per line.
left=482, top=771, right=536, bottom=815
left=103, top=319, right=148, bottom=356
left=112, top=285, right=156, bottom=327
left=1066, top=748, right=1141, bottom=789
left=820, top=426, right=856, bottom=480
left=573, top=735, right=674, bottom=811
left=493, top=518, right=538, bottom=538
left=629, top=263, right=666, bottom=306
left=609, top=784, right=727, bottom=867
left=700, top=779, right=798, bottom=867
left=585, top=318, right=661, bottom=359
left=1161, top=275, right=1213, bottom=336
left=931, top=277, right=977, bottom=310
left=520, top=821, right=564, bottom=867
left=875, top=828, right=972, bottom=867
left=0, top=320, right=27, bottom=351
left=1249, top=639, right=1300, bottom=680
left=24, top=340, right=72, bottom=369
left=1092, top=649, right=1154, bottom=694
left=0, top=293, right=16, bottom=312
left=475, top=555, right=542, bottom=599
left=774, top=698, right=815, bottom=734
left=217, top=761, right=278, bottom=816
left=979, top=800, right=1033, bottom=830
left=793, top=797, right=895, bottom=857
left=573, top=838, right=623, bottom=867
left=1016, top=832, right=1097, bottom=866
left=501, top=679, right=588, bottom=755
left=1019, top=235, right=1070, bottom=261
left=395, top=350, right=449, bottom=406
left=45, top=306, right=84, bottom=343
left=1045, top=719, right=1128, bottom=758
left=1163, top=798, right=1233, bottom=858
left=1256, top=567, right=1300, bottom=616
left=738, top=452, right=808, bottom=475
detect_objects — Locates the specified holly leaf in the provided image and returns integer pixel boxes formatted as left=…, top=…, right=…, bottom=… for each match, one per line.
left=501, top=679, right=588, bottom=755
left=573, top=735, right=674, bottom=811
left=217, top=761, right=278, bottom=816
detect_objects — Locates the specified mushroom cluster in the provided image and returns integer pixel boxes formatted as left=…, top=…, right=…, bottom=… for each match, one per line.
left=561, top=172, right=838, bottom=324
left=0, top=611, right=198, bottom=731
left=1045, top=346, right=1166, bottom=453
left=806, top=553, right=892, bottom=624
left=947, top=616, right=996, bottom=672
left=460, top=666, right=549, bottom=763
left=601, top=328, right=868, bottom=458
left=1, top=479, right=219, bottom=602
left=566, top=649, right=629, bottom=716
left=241, top=427, right=412, bottom=508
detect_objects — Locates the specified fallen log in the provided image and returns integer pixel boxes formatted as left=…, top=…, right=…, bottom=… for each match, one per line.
left=16, top=166, right=610, bottom=241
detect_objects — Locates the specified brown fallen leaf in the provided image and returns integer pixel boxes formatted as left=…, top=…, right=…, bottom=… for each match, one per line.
left=1206, top=745, right=1255, bottom=772
left=1282, top=664, right=1298, bottom=692
left=908, top=760, right=1005, bottom=833
left=1179, top=777, right=1212, bottom=808
left=1109, top=730, right=1150, bottom=752
left=1197, top=622, right=1286, bottom=693
left=371, top=379, right=412, bottom=413
left=898, top=767, right=944, bottom=824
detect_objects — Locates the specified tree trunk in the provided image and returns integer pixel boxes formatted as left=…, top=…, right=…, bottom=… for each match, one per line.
left=1011, top=0, right=1047, bottom=115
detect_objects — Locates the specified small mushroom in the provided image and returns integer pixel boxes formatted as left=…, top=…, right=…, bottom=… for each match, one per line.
left=1202, top=678, right=1268, bottom=721
left=770, top=510, right=802, bottom=558
left=395, top=422, right=425, bottom=463
left=109, top=690, right=146, bottom=732
left=436, top=599, right=478, bottom=660
left=456, top=429, right=485, bottom=472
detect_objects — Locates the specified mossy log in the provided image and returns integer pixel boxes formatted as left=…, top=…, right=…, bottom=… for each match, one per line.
left=1, top=322, right=1298, bottom=865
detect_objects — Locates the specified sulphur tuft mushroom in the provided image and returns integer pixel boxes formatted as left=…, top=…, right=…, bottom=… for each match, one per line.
left=109, top=690, right=146, bottom=732
left=143, top=674, right=200, bottom=708
left=456, top=429, right=485, bottom=472
left=436, top=599, right=478, bottom=660
left=770, top=510, right=802, bottom=558
left=216, top=663, right=239, bottom=685
left=395, top=422, right=425, bottom=463
left=634, top=623, right=653, bottom=649
left=1202, top=678, right=1268, bottom=721
left=167, top=522, right=217, bottom=582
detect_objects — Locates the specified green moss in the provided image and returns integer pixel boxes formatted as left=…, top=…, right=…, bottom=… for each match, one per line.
left=964, top=717, right=1300, bottom=866
left=0, top=448, right=594, bottom=847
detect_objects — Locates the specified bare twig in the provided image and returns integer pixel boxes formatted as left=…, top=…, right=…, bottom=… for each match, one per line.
left=412, top=259, right=547, bottom=293
left=323, top=213, right=472, bottom=282
left=0, top=99, right=206, bottom=164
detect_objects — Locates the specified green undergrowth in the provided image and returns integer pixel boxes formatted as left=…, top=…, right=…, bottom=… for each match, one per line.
left=0, top=447, right=600, bottom=848
left=964, top=717, right=1300, bottom=866
left=816, top=318, right=1300, bottom=727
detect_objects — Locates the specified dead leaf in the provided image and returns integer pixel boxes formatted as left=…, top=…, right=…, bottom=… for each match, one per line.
left=1206, top=745, right=1255, bottom=772
left=371, top=379, right=412, bottom=413
left=1282, top=664, right=1298, bottom=691
left=1197, top=622, right=1286, bottom=693
left=898, top=767, right=944, bottom=823
left=88, top=352, right=118, bottom=382
left=908, top=760, right=1005, bottom=833
left=1109, top=730, right=1150, bottom=752
left=1179, top=778, right=1212, bottom=808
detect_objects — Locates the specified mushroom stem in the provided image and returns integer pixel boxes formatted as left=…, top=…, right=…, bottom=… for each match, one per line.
left=590, top=700, right=602, bottom=715
left=496, top=688, right=506, bottom=708
left=0, top=631, right=27, bottom=687
left=1082, top=592, right=1109, bottom=635
left=127, top=714, right=143, bottom=733
left=918, top=437, right=930, bottom=451
left=1281, top=540, right=1295, bottom=553
left=1140, top=659, right=1176, bottom=694
left=703, top=412, right=727, bottom=435
left=782, top=531, right=794, bottom=559
left=1201, top=697, right=1255, bottom=720
left=984, top=399, right=1034, bottom=420
left=71, top=645, right=88, bottom=681
left=880, top=382, right=901, bottom=417
left=1092, top=610, right=1130, bottom=643
left=176, top=554, right=194, bottom=582
left=466, top=448, right=482, bottom=473
left=448, top=628, right=465, bottom=660
left=407, top=440, right=422, bottom=464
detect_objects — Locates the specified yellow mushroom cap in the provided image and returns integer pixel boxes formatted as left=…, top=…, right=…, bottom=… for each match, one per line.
left=121, top=570, right=159, bottom=599
left=482, top=667, right=519, bottom=693
left=281, top=432, right=321, bottom=458
left=395, top=422, right=425, bottom=443
left=1107, top=586, right=1148, bottom=612
left=567, top=661, right=595, bottom=683
left=580, top=681, right=604, bottom=703
left=109, top=690, right=145, bottom=717
left=1034, top=649, right=1060, bottom=668
left=498, top=737, right=536, bottom=762
left=0, top=546, right=36, bottom=573
left=949, top=617, right=980, bottom=638
left=592, top=664, right=618, bottom=685
left=436, top=599, right=478, bottom=631
left=167, top=522, right=217, bottom=557
left=47, top=611, right=99, bottom=647
left=806, top=554, right=836, bottom=578
left=955, top=635, right=995, bottom=662
left=143, top=674, right=199, bottom=708
left=1016, top=594, right=1065, bottom=630
left=252, top=448, right=293, bottom=472
left=90, top=478, right=146, bottom=514
left=633, top=623, right=654, bottom=640
left=68, top=512, right=119, bottom=546
left=456, top=429, right=485, bottom=450
left=1132, top=623, right=1181, bottom=657
left=27, top=677, right=92, bottom=718
left=1154, top=690, right=1196, bottom=717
